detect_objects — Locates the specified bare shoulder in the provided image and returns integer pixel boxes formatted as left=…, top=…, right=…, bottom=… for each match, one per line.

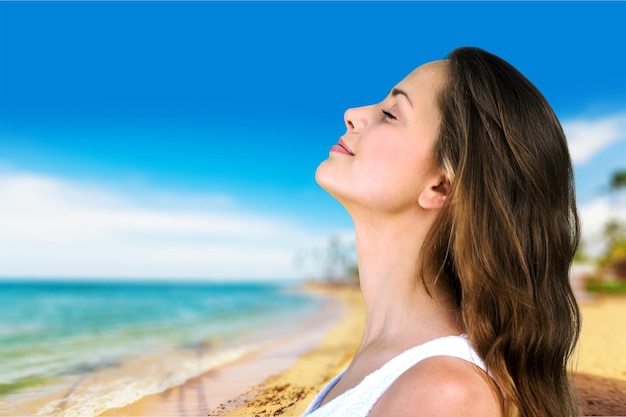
left=368, top=356, right=503, bottom=417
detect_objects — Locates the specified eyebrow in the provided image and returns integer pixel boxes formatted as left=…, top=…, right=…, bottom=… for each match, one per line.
left=390, top=88, right=413, bottom=108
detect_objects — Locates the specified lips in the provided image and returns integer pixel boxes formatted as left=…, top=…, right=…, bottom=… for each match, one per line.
left=330, top=138, right=354, bottom=155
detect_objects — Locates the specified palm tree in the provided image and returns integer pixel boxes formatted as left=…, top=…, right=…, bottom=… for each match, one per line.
left=611, top=170, right=626, bottom=189
left=603, top=170, right=626, bottom=279
left=610, top=169, right=626, bottom=216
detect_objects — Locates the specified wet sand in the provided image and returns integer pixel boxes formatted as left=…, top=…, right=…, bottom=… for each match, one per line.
left=222, top=285, right=364, bottom=417
left=96, top=285, right=354, bottom=417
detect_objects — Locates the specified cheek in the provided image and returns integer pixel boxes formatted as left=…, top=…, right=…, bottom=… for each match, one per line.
left=315, top=143, right=437, bottom=213
left=362, top=159, right=424, bottom=209
left=353, top=148, right=432, bottom=211
left=365, top=138, right=426, bottom=179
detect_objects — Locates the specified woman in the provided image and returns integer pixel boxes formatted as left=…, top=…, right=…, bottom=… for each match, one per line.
left=303, top=47, right=580, bottom=417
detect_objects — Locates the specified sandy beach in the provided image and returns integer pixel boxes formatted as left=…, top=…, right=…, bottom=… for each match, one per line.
left=572, top=295, right=626, bottom=416
left=96, top=285, right=625, bottom=417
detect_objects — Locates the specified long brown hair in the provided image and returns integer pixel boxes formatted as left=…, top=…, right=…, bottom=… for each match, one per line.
left=423, top=47, right=581, bottom=417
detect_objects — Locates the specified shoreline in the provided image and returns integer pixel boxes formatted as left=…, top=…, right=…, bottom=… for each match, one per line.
left=97, top=283, right=363, bottom=417
left=222, top=284, right=364, bottom=417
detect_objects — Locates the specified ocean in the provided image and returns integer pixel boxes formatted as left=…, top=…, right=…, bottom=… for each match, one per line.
left=0, top=280, right=324, bottom=416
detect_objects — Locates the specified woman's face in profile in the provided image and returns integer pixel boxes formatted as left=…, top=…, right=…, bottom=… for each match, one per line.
left=316, top=60, right=447, bottom=214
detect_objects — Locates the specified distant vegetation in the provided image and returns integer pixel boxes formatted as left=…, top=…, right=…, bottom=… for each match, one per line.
left=577, top=169, right=626, bottom=294
left=294, top=235, right=358, bottom=285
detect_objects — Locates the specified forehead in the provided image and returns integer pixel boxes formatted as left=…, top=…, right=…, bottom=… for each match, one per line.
left=394, top=60, right=447, bottom=102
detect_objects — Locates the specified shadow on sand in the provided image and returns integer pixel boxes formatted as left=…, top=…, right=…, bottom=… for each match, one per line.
left=574, top=372, right=626, bottom=416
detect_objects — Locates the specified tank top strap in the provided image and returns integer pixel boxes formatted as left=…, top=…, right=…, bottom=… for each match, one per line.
left=301, top=335, right=487, bottom=417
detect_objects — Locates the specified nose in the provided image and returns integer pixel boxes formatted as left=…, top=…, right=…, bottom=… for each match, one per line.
left=344, top=106, right=367, bottom=133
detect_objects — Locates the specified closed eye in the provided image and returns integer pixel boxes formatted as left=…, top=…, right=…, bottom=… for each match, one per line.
left=382, top=109, right=396, bottom=120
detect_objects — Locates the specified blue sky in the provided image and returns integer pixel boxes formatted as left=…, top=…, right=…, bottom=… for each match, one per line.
left=1, top=2, right=625, bottom=279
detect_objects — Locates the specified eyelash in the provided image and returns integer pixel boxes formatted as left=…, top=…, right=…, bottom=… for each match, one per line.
left=382, top=109, right=396, bottom=121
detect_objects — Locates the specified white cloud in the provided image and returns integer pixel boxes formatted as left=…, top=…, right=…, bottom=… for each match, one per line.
left=563, top=112, right=626, bottom=165
left=0, top=172, right=341, bottom=280
left=578, top=196, right=626, bottom=257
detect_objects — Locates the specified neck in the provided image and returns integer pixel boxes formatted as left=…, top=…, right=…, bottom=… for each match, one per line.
left=352, top=210, right=460, bottom=351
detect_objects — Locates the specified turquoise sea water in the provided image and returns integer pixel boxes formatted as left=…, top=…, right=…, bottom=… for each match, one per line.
left=0, top=280, right=320, bottom=409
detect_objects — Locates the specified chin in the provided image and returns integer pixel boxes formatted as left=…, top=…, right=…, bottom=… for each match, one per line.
left=315, top=159, right=374, bottom=214
left=317, top=167, right=362, bottom=215
left=314, top=159, right=330, bottom=188
left=315, top=161, right=343, bottom=199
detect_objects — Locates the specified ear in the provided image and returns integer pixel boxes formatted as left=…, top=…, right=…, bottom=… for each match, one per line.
left=418, top=175, right=451, bottom=210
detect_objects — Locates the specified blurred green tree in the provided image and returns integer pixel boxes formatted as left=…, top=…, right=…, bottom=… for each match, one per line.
left=610, top=170, right=626, bottom=190
left=610, top=169, right=626, bottom=215
left=601, top=169, right=626, bottom=279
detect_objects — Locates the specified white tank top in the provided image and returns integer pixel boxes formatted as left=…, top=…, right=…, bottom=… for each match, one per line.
left=301, top=335, right=487, bottom=417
